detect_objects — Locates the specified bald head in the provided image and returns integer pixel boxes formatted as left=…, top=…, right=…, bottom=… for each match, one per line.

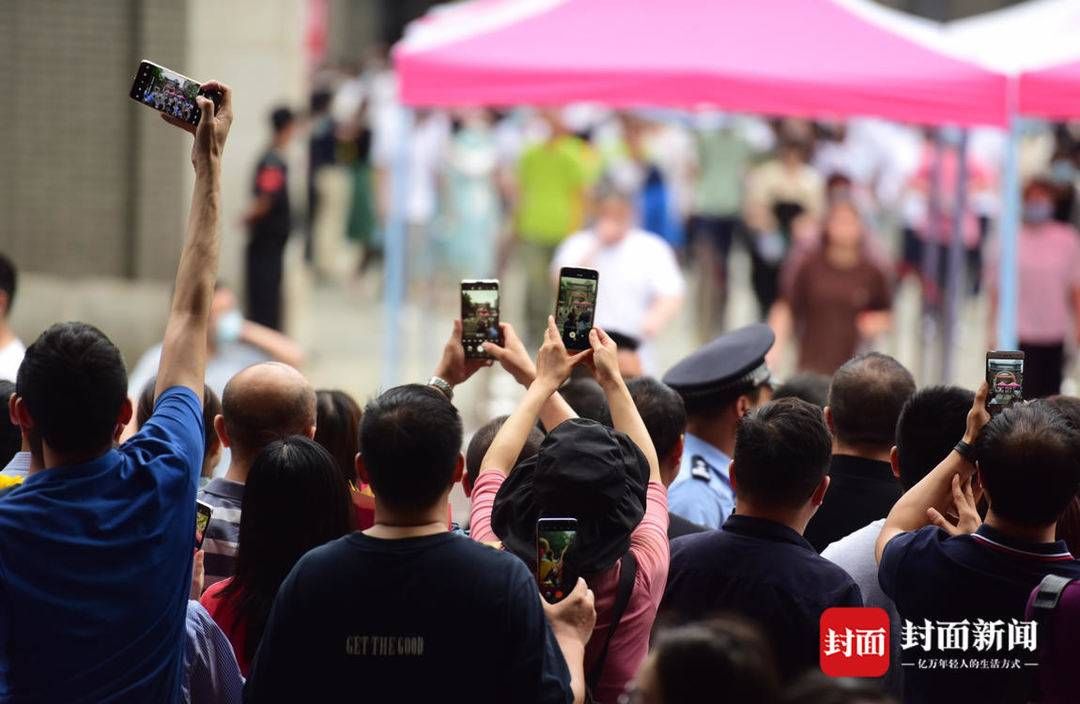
left=827, top=353, right=915, bottom=451
left=220, top=363, right=316, bottom=460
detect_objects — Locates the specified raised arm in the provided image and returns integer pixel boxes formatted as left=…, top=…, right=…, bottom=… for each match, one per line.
left=876, top=382, right=989, bottom=563
left=588, top=327, right=660, bottom=483
left=484, top=322, right=577, bottom=431
left=155, top=82, right=233, bottom=402
left=480, top=317, right=589, bottom=476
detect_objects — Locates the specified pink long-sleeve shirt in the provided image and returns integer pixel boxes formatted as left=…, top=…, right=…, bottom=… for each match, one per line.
left=470, top=470, right=670, bottom=704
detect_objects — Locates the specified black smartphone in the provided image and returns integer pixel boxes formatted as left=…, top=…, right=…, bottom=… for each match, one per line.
left=129, top=60, right=221, bottom=126
left=461, top=279, right=503, bottom=359
left=195, top=500, right=214, bottom=550
left=986, top=350, right=1024, bottom=417
left=536, top=517, right=578, bottom=604
left=554, top=267, right=599, bottom=350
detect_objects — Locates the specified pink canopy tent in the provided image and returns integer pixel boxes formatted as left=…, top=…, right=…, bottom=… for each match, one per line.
left=395, top=0, right=1008, bottom=126
left=1020, top=61, right=1080, bottom=119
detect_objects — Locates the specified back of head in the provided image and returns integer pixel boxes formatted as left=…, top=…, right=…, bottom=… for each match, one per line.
left=360, top=384, right=463, bottom=513
left=314, top=389, right=363, bottom=485
left=136, top=375, right=221, bottom=469
left=773, top=373, right=831, bottom=410
left=465, top=415, right=543, bottom=490
left=270, top=106, right=295, bottom=134
left=828, top=353, right=915, bottom=450
left=650, top=618, right=781, bottom=704
left=627, top=376, right=686, bottom=462
left=733, top=397, right=832, bottom=511
left=227, top=435, right=354, bottom=661
left=895, top=385, right=974, bottom=490
left=976, top=401, right=1080, bottom=528
left=221, top=363, right=316, bottom=461
left=0, top=253, right=15, bottom=319
left=559, top=377, right=612, bottom=427
left=0, top=380, right=19, bottom=466
left=784, top=672, right=894, bottom=704
left=17, top=322, right=127, bottom=457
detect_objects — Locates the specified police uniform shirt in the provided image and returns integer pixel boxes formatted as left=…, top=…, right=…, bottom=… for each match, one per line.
left=667, top=433, right=732, bottom=530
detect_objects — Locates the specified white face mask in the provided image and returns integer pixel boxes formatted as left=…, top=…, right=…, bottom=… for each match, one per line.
left=215, top=309, right=244, bottom=346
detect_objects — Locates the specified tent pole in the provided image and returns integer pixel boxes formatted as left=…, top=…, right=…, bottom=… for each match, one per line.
left=381, top=107, right=414, bottom=389
left=920, top=131, right=944, bottom=383
left=998, top=115, right=1021, bottom=351
left=942, top=129, right=969, bottom=383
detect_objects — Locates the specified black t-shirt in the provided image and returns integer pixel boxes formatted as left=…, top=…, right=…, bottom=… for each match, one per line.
left=804, top=455, right=903, bottom=553
left=251, top=150, right=290, bottom=241
left=244, top=531, right=572, bottom=704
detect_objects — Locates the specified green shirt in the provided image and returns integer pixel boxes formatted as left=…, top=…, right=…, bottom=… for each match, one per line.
left=516, top=136, right=591, bottom=246
left=694, top=129, right=753, bottom=217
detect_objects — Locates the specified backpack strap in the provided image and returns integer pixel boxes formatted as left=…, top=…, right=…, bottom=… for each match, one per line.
left=586, top=552, right=638, bottom=695
left=1027, top=573, right=1074, bottom=702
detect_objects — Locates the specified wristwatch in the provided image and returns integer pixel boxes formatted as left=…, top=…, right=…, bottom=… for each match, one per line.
left=953, top=440, right=977, bottom=465
left=428, top=376, right=454, bottom=401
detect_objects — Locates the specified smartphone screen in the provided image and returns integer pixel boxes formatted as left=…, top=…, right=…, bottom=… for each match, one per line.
left=986, top=351, right=1024, bottom=416
left=461, top=280, right=502, bottom=359
left=195, top=500, right=214, bottom=550
left=129, top=60, right=219, bottom=126
left=554, top=267, right=599, bottom=350
left=537, top=517, right=578, bottom=604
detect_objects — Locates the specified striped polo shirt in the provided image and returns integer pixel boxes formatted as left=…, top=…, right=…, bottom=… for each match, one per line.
left=198, top=477, right=245, bottom=589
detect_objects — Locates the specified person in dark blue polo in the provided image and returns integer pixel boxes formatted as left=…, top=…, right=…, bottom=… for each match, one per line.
left=661, top=397, right=862, bottom=683
left=662, top=324, right=774, bottom=529
left=0, top=83, right=234, bottom=702
left=876, top=386, right=1080, bottom=704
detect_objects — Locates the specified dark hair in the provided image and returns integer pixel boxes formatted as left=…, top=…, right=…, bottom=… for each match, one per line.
left=220, top=366, right=316, bottom=458
left=976, top=402, right=1080, bottom=527
left=606, top=330, right=641, bottom=352
left=651, top=618, right=781, bottom=704
left=221, top=436, right=354, bottom=663
left=895, top=386, right=974, bottom=490
left=136, top=375, right=221, bottom=471
left=270, top=106, right=295, bottom=133
left=559, top=377, right=612, bottom=427
left=627, top=377, right=686, bottom=461
left=683, top=383, right=766, bottom=419
left=359, top=384, right=463, bottom=512
left=1046, top=395, right=1080, bottom=431
left=828, top=353, right=915, bottom=448
left=0, top=380, right=19, bottom=466
left=733, top=397, right=832, bottom=510
left=314, top=389, right=362, bottom=485
left=784, top=672, right=893, bottom=704
left=1046, top=397, right=1080, bottom=552
left=17, top=322, right=127, bottom=456
left=0, top=253, right=15, bottom=316
left=773, top=373, right=831, bottom=409
left=309, top=89, right=333, bottom=114
left=465, top=415, right=543, bottom=490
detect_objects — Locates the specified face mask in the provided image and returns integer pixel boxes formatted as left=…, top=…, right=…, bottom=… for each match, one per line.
left=1023, top=202, right=1054, bottom=224
left=215, top=309, right=244, bottom=346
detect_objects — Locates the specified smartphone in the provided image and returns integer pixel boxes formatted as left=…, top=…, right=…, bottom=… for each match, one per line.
left=986, top=351, right=1024, bottom=416
left=554, top=267, right=599, bottom=350
left=195, top=500, right=214, bottom=550
left=536, top=517, right=578, bottom=604
left=129, top=60, right=221, bottom=126
left=461, top=280, right=503, bottom=359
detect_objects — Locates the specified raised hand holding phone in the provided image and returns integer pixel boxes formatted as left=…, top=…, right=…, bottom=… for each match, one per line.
left=536, top=316, right=591, bottom=390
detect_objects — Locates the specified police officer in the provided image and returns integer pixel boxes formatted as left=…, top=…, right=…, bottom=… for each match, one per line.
left=661, top=324, right=774, bottom=528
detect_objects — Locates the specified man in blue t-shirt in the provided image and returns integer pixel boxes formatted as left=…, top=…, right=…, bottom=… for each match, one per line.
left=877, top=384, right=1080, bottom=704
left=0, top=83, right=234, bottom=702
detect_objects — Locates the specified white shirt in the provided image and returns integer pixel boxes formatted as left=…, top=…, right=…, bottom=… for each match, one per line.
left=0, top=337, right=25, bottom=382
left=552, top=228, right=685, bottom=349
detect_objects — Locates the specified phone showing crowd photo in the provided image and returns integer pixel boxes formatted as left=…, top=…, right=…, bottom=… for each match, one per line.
left=985, top=351, right=1024, bottom=417
left=129, top=60, right=221, bottom=127
left=461, top=280, right=503, bottom=359
left=536, top=517, right=578, bottom=604
left=554, top=267, right=599, bottom=350
left=195, top=500, right=214, bottom=550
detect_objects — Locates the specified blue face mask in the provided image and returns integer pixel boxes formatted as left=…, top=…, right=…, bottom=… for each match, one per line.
left=1023, top=202, right=1054, bottom=224
left=215, top=309, right=244, bottom=346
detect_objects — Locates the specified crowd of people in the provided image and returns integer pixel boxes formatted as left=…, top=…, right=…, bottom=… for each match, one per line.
left=3, top=74, right=1080, bottom=703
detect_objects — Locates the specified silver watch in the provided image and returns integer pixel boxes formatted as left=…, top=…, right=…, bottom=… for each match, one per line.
left=428, top=376, right=454, bottom=401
